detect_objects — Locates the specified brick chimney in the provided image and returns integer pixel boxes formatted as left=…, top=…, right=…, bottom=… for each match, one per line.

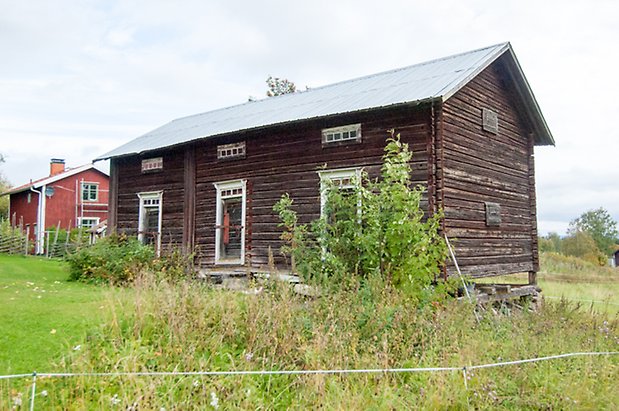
left=50, top=158, right=65, bottom=176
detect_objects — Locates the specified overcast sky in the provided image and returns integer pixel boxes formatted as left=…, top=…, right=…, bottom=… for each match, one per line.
left=1, top=0, right=617, bottom=235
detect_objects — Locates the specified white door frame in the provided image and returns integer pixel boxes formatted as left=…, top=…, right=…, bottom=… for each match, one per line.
left=213, top=179, right=246, bottom=265
left=137, top=191, right=163, bottom=256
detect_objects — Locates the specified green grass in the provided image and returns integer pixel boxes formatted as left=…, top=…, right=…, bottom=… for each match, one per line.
left=476, top=252, right=619, bottom=314
left=539, top=252, right=619, bottom=314
left=0, top=254, right=124, bottom=374
left=0, top=253, right=618, bottom=409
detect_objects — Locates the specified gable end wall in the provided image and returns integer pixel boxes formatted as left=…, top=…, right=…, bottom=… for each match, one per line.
left=441, top=61, right=538, bottom=277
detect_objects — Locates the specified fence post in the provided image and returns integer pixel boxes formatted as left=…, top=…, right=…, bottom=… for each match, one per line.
left=29, top=371, right=37, bottom=411
left=25, top=226, right=30, bottom=255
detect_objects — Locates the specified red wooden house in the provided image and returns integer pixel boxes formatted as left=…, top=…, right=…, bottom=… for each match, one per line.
left=2, top=159, right=109, bottom=253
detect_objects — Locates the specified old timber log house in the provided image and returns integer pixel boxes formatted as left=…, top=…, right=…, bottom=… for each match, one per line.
left=97, top=42, right=554, bottom=281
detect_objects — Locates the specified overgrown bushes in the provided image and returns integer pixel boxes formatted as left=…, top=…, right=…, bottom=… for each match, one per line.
left=67, top=234, right=194, bottom=285
left=274, top=133, right=449, bottom=301
left=66, top=234, right=155, bottom=284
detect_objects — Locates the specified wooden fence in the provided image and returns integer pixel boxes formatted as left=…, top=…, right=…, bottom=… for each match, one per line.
left=0, top=220, right=99, bottom=258
left=0, top=224, right=30, bottom=255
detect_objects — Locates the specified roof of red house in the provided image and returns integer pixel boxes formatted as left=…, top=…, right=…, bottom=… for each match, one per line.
left=1, top=164, right=107, bottom=196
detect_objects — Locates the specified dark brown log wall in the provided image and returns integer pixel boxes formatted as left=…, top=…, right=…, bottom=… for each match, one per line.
left=113, top=106, right=432, bottom=267
left=192, top=106, right=431, bottom=266
left=441, top=60, right=538, bottom=277
left=115, top=148, right=186, bottom=246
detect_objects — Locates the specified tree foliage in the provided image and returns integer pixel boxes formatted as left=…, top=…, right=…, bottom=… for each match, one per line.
left=266, top=76, right=296, bottom=97
left=539, top=232, right=562, bottom=254
left=561, top=230, right=606, bottom=265
left=274, top=132, right=448, bottom=301
left=568, top=207, right=618, bottom=255
left=0, top=153, right=10, bottom=220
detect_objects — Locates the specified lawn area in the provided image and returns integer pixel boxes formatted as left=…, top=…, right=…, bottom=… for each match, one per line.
left=539, top=252, right=619, bottom=314
left=476, top=253, right=619, bottom=315
left=0, top=252, right=617, bottom=409
left=0, top=254, right=120, bottom=374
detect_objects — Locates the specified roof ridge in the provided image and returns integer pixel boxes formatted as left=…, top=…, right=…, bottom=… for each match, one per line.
left=98, top=41, right=555, bottom=161
left=3, top=163, right=98, bottom=195
left=168, top=42, right=509, bottom=124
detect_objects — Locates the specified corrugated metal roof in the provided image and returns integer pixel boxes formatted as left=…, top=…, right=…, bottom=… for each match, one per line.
left=97, top=42, right=552, bottom=160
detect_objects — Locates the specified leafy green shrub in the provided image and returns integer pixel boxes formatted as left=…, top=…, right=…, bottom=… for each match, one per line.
left=151, top=247, right=196, bottom=284
left=66, top=233, right=154, bottom=284
left=274, top=132, right=448, bottom=300
left=538, top=232, right=562, bottom=254
left=562, top=231, right=606, bottom=265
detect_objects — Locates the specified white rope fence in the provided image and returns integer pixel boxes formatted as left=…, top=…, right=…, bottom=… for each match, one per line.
left=2, top=351, right=618, bottom=409
left=544, top=295, right=619, bottom=307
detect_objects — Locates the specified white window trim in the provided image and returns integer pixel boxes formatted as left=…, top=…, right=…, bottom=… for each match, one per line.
left=137, top=191, right=163, bottom=256
left=217, top=141, right=246, bottom=160
left=321, top=123, right=362, bottom=145
left=141, top=157, right=163, bottom=172
left=318, top=167, right=362, bottom=217
left=78, top=217, right=100, bottom=228
left=81, top=182, right=99, bottom=202
left=213, top=179, right=247, bottom=265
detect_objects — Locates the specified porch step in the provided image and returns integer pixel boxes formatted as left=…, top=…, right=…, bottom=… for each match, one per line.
left=197, top=267, right=300, bottom=285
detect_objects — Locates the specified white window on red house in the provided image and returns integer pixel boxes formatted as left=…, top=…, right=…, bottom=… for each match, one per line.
left=81, top=182, right=99, bottom=202
left=79, top=217, right=100, bottom=229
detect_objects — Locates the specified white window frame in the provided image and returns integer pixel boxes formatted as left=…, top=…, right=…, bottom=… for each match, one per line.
left=81, top=182, right=99, bottom=202
left=318, top=168, right=362, bottom=217
left=78, top=217, right=100, bottom=229
left=321, top=123, right=362, bottom=145
left=217, top=142, right=246, bottom=160
left=214, top=179, right=247, bottom=265
left=137, top=191, right=163, bottom=256
left=141, top=157, right=163, bottom=172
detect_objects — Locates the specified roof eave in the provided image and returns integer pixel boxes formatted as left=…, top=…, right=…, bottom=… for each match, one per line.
left=502, top=47, right=555, bottom=146
left=96, top=98, right=441, bottom=161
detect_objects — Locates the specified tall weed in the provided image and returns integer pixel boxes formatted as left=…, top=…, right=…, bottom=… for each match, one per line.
left=274, top=132, right=448, bottom=302
left=5, top=278, right=616, bottom=409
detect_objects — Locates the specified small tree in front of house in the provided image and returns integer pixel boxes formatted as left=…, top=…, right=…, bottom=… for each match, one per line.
left=274, top=131, right=448, bottom=300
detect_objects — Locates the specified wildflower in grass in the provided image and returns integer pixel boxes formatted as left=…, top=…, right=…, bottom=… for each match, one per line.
left=245, top=352, right=254, bottom=361
left=210, top=391, right=219, bottom=409
left=110, top=394, right=121, bottom=406
left=192, top=380, right=200, bottom=388
left=50, top=329, right=57, bottom=334
left=73, top=344, right=81, bottom=351
left=40, top=390, right=48, bottom=397
left=12, top=392, right=22, bottom=407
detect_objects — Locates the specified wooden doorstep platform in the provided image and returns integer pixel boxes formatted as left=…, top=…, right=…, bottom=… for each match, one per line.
left=460, top=283, right=541, bottom=305
left=197, top=266, right=300, bottom=285
left=198, top=267, right=541, bottom=305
